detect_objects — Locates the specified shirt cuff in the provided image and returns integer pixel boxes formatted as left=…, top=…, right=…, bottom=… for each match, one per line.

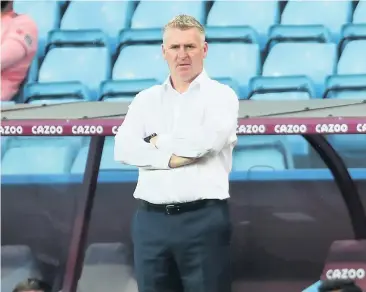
left=149, top=143, right=172, bottom=169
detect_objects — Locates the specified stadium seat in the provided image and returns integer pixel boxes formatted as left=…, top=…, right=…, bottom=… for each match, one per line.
left=24, top=81, right=90, bottom=104
left=71, top=137, right=138, bottom=173
left=77, top=243, right=137, bottom=292
left=131, top=0, right=206, bottom=29
left=1, top=137, right=10, bottom=159
left=1, top=137, right=82, bottom=175
left=100, top=79, right=159, bottom=102
left=206, top=0, right=280, bottom=49
left=267, top=25, right=332, bottom=51
left=113, top=45, right=169, bottom=83
left=38, top=30, right=111, bottom=101
left=13, top=0, right=61, bottom=57
left=281, top=0, right=353, bottom=42
left=1, top=245, right=43, bottom=292
left=118, top=28, right=162, bottom=47
left=60, top=1, right=136, bottom=54
left=204, top=27, right=260, bottom=99
left=337, top=40, right=366, bottom=75
left=324, top=74, right=366, bottom=99
left=234, top=136, right=295, bottom=171
left=328, top=134, right=366, bottom=153
left=248, top=76, right=315, bottom=100
left=353, top=0, right=366, bottom=24
left=233, top=147, right=287, bottom=171
left=263, top=43, right=337, bottom=97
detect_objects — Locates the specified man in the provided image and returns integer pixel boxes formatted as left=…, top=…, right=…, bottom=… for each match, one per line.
left=114, top=14, right=239, bottom=292
left=1, top=0, right=38, bottom=101
left=318, top=279, right=363, bottom=292
left=12, top=278, right=51, bottom=292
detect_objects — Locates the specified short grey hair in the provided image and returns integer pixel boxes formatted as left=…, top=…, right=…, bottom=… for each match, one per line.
left=163, top=14, right=205, bottom=42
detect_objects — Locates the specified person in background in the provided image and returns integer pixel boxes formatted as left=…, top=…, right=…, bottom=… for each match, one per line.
left=318, top=279, right=363, bottom=292
left=1, top=0, right=38, bottom=101
left=115, top=14, right=238, bottom=292
left=12, top=278, right=52, bottom=292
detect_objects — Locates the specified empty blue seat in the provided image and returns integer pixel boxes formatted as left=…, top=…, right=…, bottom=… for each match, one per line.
left=1, top=137, right=10, bottom=159
left=113, top=45, right=169, bottom=82
left=100, top=79, right=159, bottom=102
left=281, top=0, right=352, bottom=42
left=2, top=145, right=77, bottom=175
left=328, top=131, right=366, bottom=167
left=13, top=0, right=61, bottom=56
left=205, top=43, right=260, bottom=98
left=324, top=74, right=366, bottom=99
left=338, top=40, right=366, bottom=74
left=233, top=147, right=287, bottom=171
left=25, top=81, right=90, bottom=104
left=236, top=135, right=304, bottom=166
left=206, top=0, right=279, bottom=49
left=1, top=137, right=83, bottom=175
left=249, top=76, right=315, bottom=100
left=118, top=28, right=162, bottom=47
left=39, top=31, right=111, bottom=101
left=131, top=1, right=206, bottom=28
left=61, top=1, right=135, bottom=53
left=339, top=24, right=366, bottom=56
left=353, top=0, right=366, bottom=24
left=267, top=25, right=332, bottom=50
left=71, top=137, right=138, bottom=173
left=263, top=43, right=336, bottom=97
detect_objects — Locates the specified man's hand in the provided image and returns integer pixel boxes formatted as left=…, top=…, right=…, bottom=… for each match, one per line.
left=149, top=135, right=198, bottom=168
left=168, top=155, right=197, bottom=168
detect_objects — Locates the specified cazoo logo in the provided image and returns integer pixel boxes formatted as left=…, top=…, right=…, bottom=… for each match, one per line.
left=326, top=268, right=365, bottom=280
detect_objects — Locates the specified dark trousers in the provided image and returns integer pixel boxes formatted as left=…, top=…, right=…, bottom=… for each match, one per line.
left=132, top=199, right=232, bottom=292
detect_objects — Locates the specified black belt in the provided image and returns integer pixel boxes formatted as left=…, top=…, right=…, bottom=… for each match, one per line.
left=139, top=199, right=226, bottom=215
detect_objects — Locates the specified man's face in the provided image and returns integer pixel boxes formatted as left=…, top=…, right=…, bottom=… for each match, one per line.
left=162, top=27, right=208, bottom=83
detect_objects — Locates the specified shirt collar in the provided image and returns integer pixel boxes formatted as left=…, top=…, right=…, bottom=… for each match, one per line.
left=163, top=69, right=209, bottom=92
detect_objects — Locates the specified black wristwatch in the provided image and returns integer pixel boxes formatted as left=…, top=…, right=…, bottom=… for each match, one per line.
left=144, top=133, right=157, bottom=143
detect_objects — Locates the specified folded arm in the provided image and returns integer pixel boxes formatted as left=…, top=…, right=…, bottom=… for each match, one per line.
left=114, top=93, right=197, bottom=170
left=155, top=87, right=239, bottom=158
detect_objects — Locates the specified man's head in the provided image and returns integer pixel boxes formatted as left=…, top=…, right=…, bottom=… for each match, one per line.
left=1, top=1, right=12, bottom=12
left=162, top=14, right=208, bottom=87
left=12, top=278, right=52, bottom=292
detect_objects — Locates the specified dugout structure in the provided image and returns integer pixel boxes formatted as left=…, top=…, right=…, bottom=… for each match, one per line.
left=1, top=99, right=366, bottom=292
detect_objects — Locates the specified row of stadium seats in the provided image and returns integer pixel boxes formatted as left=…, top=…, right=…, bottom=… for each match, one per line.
left=12, top=27, right=366, bottom=102
left=9, top=0, right=366, bottom=102
left=1, top=135, right=366, bottom=175
left=14, top=0, right=366, bottom=56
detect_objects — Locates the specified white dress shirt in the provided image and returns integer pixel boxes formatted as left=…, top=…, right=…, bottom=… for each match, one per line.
left=114, top=70, right=239, bottom=204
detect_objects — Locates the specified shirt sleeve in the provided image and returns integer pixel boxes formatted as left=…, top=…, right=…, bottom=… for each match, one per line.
left=156, top=86, right=239, bottom=158
left=1, top=15, right=38, bottom=70
left=114, top=92, right=173, bottom=170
